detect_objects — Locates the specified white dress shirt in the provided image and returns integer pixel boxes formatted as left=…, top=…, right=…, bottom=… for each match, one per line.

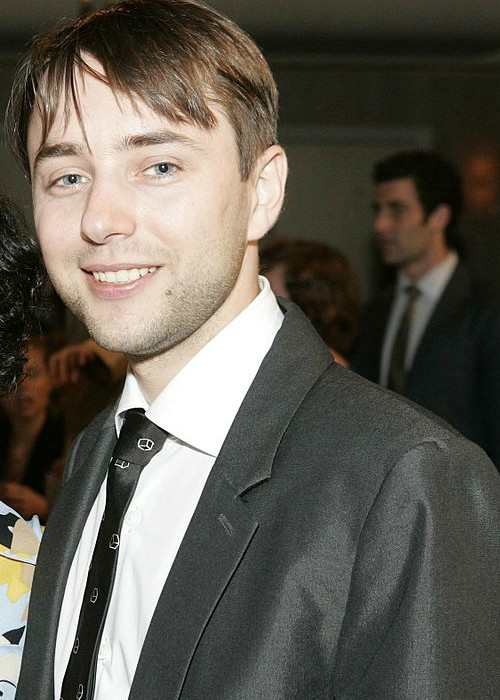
left=380, top=252, right=458, bottom=386
left=54, top=276, right=283, bottom=700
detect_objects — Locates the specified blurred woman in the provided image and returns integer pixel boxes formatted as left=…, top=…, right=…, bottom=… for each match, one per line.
left=261, top=238, right=360, bottom=366
left=0, top=194, right=46, bottom=693
left=0, top=336, right=64, bottom=521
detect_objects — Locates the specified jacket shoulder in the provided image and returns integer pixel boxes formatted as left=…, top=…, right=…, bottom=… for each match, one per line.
left=284, top=363, right=492, bottom=489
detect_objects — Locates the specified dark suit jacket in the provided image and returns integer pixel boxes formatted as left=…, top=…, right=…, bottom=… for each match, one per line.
left=17, top=301, right=500, bottom=699
left=351, top=263, right=500, bottom=468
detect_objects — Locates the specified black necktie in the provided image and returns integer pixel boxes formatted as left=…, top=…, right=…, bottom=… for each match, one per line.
left=61, top=408, right=168, bottom=700
left=387, top=285, right=420, bottom=395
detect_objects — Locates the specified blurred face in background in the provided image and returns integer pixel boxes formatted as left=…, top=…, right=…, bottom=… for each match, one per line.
left=372, top=177, right=437, bottom=272
left=1, top=343, right=52, bottom=421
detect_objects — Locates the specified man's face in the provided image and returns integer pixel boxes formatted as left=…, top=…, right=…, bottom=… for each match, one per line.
left=372, top=177, right=435, bottom=270
left=27, top=64, right=257, bottom=358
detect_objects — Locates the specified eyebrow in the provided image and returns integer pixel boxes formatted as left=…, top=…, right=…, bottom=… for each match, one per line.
left=119, top=129, right=204, bottom=152
left=372, top=200, right=408, bottom=211
left=33, top=143, right=84, bottom=171
left=33, top=129, right=205, bottom=172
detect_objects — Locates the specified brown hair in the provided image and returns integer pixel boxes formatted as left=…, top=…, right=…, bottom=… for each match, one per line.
left=6, top=0, right=278, bottom=180
left=260, top=239, right=360, bottom=357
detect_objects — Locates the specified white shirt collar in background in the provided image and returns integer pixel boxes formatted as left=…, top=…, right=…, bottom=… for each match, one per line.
left=381, top=251, right=459, bottom=385
left=397, top=250, right=458, bottom=302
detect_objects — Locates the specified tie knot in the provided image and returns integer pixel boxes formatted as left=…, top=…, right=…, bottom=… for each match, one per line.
left=114, top=408, right=168, bottom=467
left=405, top=284, right=420, bottom=302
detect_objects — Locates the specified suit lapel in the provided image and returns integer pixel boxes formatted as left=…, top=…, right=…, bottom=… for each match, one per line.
left=355, top=289, right=393, bottom=383
left=17, top=410, right=117, bottom=699
left=410, top=264, right=470, bottom=377
left=130, top=473, right=258, bottom=700
left=131, top=302, right=333, bottom=699
left=371, top=293, right=393, bottom=382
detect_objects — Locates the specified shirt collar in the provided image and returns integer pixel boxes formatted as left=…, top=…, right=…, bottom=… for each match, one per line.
left=398, top=250, right=458, bottom=302
left=115, top=276, right=283, bottom=457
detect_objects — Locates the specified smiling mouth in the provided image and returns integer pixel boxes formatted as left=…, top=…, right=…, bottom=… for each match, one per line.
left=91, top=267, right=158, bottom=284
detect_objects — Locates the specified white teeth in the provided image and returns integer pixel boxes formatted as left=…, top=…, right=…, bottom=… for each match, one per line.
left=91, top=267, right=156, bottom=284
left=116, top=269, right=129, bottom=282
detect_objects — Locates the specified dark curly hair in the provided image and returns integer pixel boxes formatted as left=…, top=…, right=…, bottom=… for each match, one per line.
left=0, top=194, right=46, bottom=392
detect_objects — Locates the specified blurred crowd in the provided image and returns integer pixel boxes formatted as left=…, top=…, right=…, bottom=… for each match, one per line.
left=0, top=322, right=127, bottom=522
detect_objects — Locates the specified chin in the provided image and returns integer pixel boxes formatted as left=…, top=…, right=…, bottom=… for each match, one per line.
left=88, top=327, right=162, bottom=357
left=382, top=251, right=403, bottom=266
left=90, top=333, right=131, bottom=354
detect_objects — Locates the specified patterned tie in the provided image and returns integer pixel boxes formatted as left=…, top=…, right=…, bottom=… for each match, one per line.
left=61, top=408, right=168, bottom=700
left=387, top=285, right=420, bottom=395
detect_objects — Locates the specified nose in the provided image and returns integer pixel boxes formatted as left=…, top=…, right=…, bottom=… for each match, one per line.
left=81, top=179, right=135, bottom=244
left=373, top=210, right=392, bottom=237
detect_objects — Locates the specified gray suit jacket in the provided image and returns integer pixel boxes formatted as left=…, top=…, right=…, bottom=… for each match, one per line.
left=17, top=301, right=500, bottom=699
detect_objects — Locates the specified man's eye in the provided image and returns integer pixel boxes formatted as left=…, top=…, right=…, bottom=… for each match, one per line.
left=55, top=173, right=86, bottom=187
left=145, top=162, right=177, bottom=178
left=391, top=205, right=406, bottom=216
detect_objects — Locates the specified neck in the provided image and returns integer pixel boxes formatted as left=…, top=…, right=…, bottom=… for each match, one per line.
left=402, top=240, right=451, bottom=282
left=130, top=246, right=260, bottom=402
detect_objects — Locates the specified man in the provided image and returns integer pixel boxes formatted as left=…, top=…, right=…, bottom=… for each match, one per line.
left=352, top=150, right=500, bottom=468
left=7, top=3, right=500, bottom=698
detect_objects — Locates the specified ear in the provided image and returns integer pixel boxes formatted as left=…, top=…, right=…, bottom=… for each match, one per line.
left=247, top=145, right=288, bottom=242
left=428, top=203, right=451, bottom=232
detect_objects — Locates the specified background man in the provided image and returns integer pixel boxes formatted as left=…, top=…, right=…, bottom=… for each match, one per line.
left=7, top=3, right=500, bottom=699
left=352, top=150, right=500, bottom=468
